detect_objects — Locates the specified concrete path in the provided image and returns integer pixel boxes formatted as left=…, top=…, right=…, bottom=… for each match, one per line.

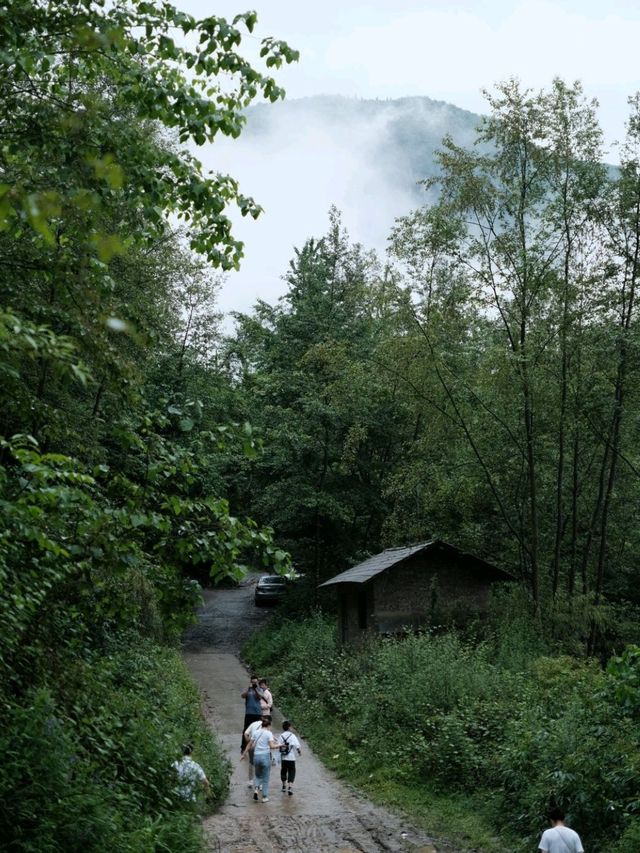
left=182, top=579, right=452, bottom=853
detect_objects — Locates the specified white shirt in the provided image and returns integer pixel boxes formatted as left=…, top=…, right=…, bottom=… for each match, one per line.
left=245, top=719, right=264, bottom=741
left=259, top=687, right=273, bottom=712
left=539, top=826, right=584, bottom=853
left=172, top=756, right=206, bottom=801
left=277, top=731, right=301, bottom=761
left=252, top=727, right=276, bottom=754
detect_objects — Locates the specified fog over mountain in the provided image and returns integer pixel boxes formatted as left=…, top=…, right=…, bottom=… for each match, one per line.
left=201, top=95, right=482, bottom=318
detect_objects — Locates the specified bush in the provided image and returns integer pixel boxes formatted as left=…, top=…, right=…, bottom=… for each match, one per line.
left=0, top=643, right=228, bottom=852
left=610, top=819, right=640, bottom=853
left=245, top=613, right=640, bottom=852
left=495, top=656, right=640, bottom=848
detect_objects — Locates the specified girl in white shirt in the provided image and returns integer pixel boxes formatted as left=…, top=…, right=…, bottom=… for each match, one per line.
left=241, top=718, right=280, bottom=802
left=243, top=715, right=271, bottom=788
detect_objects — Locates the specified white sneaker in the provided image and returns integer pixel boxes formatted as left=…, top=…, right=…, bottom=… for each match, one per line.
left=262, top=797, right=269, bottom=803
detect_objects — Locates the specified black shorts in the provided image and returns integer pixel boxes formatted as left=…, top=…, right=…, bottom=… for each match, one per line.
left=280, top=759, right=296, bottom=783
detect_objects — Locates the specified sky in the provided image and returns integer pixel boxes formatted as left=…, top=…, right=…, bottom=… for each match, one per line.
left=176, top=0, right=640, bottom=318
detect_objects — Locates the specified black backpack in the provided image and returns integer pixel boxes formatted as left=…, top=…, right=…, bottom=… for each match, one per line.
left=278, top=734, right=292, bottom=756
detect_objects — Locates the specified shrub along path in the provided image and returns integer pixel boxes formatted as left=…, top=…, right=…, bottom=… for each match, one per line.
left=182, top=578, right=454, bottom=853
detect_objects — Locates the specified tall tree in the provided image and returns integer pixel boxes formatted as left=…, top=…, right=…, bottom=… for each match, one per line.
left=388, top=79, right=640, bottom=624
left=225, top=210, right=414, bottom=582
left=0, top=0, right=297, bottom=681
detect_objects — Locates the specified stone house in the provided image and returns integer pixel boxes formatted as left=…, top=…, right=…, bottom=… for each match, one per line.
left=319, top=539, right=514, bottom=644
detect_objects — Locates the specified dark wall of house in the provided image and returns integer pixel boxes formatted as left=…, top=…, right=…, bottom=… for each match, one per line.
left=372, top=552, right=496, bottom=633
left=339, top=583, right=374, bottom=644
left=337, top=550, right=506, bottom=641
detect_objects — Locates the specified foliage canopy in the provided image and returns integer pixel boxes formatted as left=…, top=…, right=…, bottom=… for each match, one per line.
left=0, top=1, right=296, bottom=846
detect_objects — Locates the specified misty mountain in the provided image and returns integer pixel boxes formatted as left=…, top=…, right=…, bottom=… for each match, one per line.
left=242, top=94, right=483, bottom=205
left=208, top=95, right=484, bottom=315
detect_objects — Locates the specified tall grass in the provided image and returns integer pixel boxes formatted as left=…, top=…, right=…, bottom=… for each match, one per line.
left=0, top=641, right=228, bottom=852
left=244, top=610, right=640, bottom=852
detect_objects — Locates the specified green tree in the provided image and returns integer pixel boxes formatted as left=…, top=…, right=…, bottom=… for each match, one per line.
left=0, top=3, right=296, bottom=842
left=225, top=210, right=414, bottom=584
left=388, top=79, right=640, bottom=636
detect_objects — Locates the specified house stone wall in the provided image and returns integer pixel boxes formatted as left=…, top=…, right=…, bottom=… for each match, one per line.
left=370, top=552, right=496, bottom=634
left=334, top=547, right=511, bottom=642
left=338, top=583, right=374, bottom=645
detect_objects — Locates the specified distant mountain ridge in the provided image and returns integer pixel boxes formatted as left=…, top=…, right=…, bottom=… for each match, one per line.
left=209, top=95, right=486, bottom=316
left=212, top=94, right=618, bottom=316
left=242, top=94, right=484, bottom=203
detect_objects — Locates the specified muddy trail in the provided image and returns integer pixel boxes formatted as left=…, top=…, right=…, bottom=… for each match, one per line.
left=182, top=578, right=459, bottom=853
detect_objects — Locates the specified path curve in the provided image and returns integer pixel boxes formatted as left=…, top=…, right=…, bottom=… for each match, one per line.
left=182, top=578, right=454, bottom=853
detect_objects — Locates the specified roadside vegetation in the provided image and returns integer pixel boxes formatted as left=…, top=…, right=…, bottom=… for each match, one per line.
left=0, top=2, right=296, bottom=849
left=245, top=606, right=640, bottom=852
left=233, top=78, right=640, bottom=852
left=4, top=1, right=640, bottom=850
left=0, top=643, right=227, bottom=851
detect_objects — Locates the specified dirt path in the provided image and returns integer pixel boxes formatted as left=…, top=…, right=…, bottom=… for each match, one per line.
left=182, top=578, right=454, bottom=853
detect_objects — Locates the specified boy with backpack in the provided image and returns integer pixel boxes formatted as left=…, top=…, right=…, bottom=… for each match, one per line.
left=277, top=720, right=302, bottom=796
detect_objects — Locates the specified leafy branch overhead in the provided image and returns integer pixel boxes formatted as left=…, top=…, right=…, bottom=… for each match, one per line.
left=0, top=0, right=299, bottom=268
left=0, top=1, right=296, bottom=682
left=0, top=3, right=293, bottom=847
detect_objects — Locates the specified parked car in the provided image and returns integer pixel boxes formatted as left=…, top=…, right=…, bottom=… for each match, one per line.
left=254, top=574, right=288, bottom=606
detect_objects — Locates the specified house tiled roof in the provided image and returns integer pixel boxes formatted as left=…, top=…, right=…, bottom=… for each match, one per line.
left=319, top=539, right=511, bottom=587
left=319, top=541, right=435, bottom=587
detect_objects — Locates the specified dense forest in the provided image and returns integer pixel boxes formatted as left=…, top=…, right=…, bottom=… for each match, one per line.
left=232, top=81, right=640, bottom=636
left=0, top=1, right=296, bottom=848
left=236, top=82, right=640, bottom=851
left=2, top=1, right=640, bottom=851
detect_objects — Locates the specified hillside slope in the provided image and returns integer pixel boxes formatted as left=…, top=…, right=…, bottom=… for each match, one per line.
left=242, top=94, right=483, bottom=202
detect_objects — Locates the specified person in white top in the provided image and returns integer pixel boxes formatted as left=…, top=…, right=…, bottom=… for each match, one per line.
left=240, top=718, right=280, bottom=802
left=172, top=744, right=210, bottom=802
left=277, top=720, right=302, bottom=796
left=539, top=807, right=584, bottom=853
left=243, top=714, right=271, bottom=787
